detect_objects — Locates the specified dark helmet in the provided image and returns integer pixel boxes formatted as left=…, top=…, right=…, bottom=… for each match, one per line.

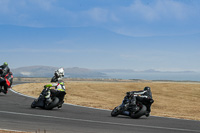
left=3, top=62, right=8, bottom=66
left=144, top=86, right=151, bottom=92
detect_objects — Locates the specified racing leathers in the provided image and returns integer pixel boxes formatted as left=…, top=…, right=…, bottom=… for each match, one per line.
left=0, top=64, right=10, bottom=76
left=130, top=90, right=154, bottom=114
left=120, top=88, right=154, bottom=116
left=0, top=64, right=13, bottom=94
left=44, top=80, right=66, bottom=108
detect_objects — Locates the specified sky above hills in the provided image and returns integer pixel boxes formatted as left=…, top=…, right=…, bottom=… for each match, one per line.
left=0, top=0, right=200, bottom=71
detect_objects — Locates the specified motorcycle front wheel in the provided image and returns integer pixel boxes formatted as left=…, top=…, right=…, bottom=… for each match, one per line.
left=111, top=107, right=121, bottom=117
left=31, top=100, right=37, bottom=108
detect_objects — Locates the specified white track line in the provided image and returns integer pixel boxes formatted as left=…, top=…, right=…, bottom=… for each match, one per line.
left=10, top=87, right=110, bottom=111
left=0, top=110, right=200, bottom=133
left=10, top=84, right=200, bottom=121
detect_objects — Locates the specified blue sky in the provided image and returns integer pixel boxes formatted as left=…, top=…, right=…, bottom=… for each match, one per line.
left=0, top=0, right=200, bottom=71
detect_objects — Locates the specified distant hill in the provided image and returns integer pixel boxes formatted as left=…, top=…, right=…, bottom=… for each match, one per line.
left=11, top=66, right=198, bottom=81
left=12, top=66, right=107, bottom=78
left=12, top=66, right=58, bottom=77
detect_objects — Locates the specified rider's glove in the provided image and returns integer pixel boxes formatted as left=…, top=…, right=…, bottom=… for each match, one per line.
left=150, top=99, right=154, bottom=103
left=44, top=85, right=49, bottom=90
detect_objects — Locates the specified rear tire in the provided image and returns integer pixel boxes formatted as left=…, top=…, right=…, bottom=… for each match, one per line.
left=45, top=97, right=59, bottom=110
left=130, top=105, right=147, bottom=119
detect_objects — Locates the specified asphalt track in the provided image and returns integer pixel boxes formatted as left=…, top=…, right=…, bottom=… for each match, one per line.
left=0, top=82, right=200, bottom=133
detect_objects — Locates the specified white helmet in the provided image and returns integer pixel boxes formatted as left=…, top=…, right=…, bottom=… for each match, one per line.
left=55, top=68, right=64, bottom=79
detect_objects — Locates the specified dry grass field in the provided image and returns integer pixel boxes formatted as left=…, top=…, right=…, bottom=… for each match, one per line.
left=13, top=80, right=200, bottom=121
left=0, top=129, right=31, bottom=133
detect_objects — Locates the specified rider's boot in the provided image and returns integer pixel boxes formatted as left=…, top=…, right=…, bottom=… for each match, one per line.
left=1, top=86, right=8, bottom=94
left=57, top=101, right=64, bottom=108
left=2, top=89, right=8, bottom=94
left=145, top=111, right=150, bottom=117
left=145, top=106, right=151, bottom=117
left=57, top=104, right=62, bottom=109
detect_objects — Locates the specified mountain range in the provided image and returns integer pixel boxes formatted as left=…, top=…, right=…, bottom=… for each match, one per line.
left=11, top=66, right=107, bottom=78
left=10, top=66, right=198, bottom=80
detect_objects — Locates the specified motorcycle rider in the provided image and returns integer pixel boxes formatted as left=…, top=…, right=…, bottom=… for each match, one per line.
left=44, top=68, right=66, bottom=108
left=0, top=62, right=13, bottom=94
left=120, top=86, right=154, bottom=117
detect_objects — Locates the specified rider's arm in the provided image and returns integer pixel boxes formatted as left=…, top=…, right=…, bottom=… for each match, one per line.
left=133, top=90, right=153, bottom=99
left=44, top=83, right=58, bottom=88
left=130, top=90, right=147, bottom=95
left=139, top=95, right=148, bottom=98
left=1, top=66, right=10, bottom=76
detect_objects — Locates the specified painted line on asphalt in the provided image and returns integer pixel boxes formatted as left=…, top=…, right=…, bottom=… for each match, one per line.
left=10, top=86, right=111, bottom=111
left=10, top=84, right=200, bottom=121
left=10, top=87, right=35, bottom=99
left=0, top=110, right=200, bottom=133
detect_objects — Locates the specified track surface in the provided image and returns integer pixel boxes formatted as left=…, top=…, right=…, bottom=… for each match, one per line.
left=0, top=82, right=200, bottom=133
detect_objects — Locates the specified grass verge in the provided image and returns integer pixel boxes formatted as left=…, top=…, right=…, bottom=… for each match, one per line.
left=13, top=80, right=200, bottom=121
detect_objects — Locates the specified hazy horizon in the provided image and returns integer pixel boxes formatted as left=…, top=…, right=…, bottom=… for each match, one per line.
left=11, top=65, right=200, bottom=73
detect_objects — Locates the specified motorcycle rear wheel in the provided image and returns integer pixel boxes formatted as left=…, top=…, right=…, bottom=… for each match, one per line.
left=130, top=104, right=147, bottom=119
left=45, top=97, right=59, bottom=110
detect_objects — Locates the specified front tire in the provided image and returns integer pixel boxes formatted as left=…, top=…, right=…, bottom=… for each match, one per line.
left=111, top=107, right=121, bottom=117
left=31, top=100, right=36, bottom=108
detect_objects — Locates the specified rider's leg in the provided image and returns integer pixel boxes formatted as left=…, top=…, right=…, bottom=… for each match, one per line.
left=57, top=91, right=66, bottom=108
left=130, top=95, right=138, bottom=112
left=44, top=89, right=52, bottom=104
left=2, top=85, right=8, bottom=94
left=139, top=98, right=152, bottom=117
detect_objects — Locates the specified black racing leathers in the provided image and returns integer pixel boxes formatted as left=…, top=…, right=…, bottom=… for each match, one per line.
left=129, top=90, right=154, bottom=113
left=0, top=65, right=10, bottom=76
left=0, top=65, right=13, bottom=93
left=121, top=90, right=154, bottom=114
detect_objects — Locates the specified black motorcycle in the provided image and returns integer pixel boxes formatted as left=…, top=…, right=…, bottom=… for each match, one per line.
left=0, top=71, right=7, bottom=94
left=111, top=101, right=147, bottom=119
left=0, top=77, right=6, bottom=94
left=31, top=87, right=63, bottom=110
